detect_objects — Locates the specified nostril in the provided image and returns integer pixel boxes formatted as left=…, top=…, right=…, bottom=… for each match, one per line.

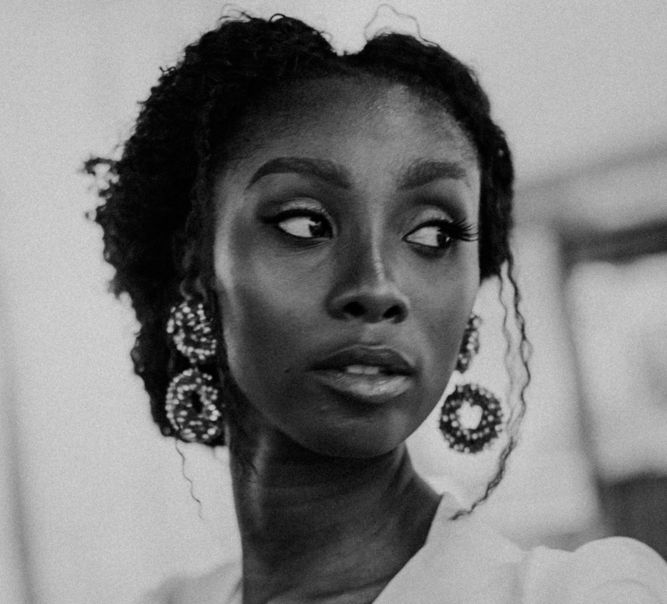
left=343, top=300, right=365, bottom=318
left=339, top=299, right=407, bottom=322
left=383, top=305, right=403, bottom=322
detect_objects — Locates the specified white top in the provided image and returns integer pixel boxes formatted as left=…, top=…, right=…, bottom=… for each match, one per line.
left=139, top=494, right=667, bottom=603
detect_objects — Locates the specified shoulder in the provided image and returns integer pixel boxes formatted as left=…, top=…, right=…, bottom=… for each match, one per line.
left=135, top=560, right=242, bottom=604
left=391, top=501, right=667, bottom=604
left=519, top=537, right=667, bottom=603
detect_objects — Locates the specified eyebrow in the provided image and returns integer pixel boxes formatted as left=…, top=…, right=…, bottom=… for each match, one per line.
left=397, top=159, right=469, bottom=190
left=246, top=156, right=470, bottom=191
left=247, top=157, right=352, bottom=190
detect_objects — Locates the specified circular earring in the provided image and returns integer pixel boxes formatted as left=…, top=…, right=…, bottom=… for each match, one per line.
left=439, top=313, right=503, bottom=453
left=439, top=384, right=503, bottom=453
left=165, top=298, right=225, bottom=444
left=166, top=298, right=218, bottom=364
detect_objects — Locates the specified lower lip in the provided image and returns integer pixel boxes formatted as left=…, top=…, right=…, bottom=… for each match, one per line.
left=311, top=370, right=412, bottom=404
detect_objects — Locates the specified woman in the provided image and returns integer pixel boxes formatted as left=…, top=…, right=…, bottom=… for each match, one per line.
left=86, top=13, right=667, bottom=604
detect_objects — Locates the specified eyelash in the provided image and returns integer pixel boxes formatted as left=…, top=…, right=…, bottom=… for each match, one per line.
left=263, top=210, right=478, bottom=251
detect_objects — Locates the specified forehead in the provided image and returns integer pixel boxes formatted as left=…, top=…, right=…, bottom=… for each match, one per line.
left=219, top=76, right=478, bottom=176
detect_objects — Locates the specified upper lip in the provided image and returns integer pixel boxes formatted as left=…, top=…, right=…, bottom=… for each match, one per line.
left=311, top=345, right=416, bottom=375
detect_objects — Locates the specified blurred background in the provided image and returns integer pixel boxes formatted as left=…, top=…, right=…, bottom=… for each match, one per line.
left=1, top=1, right=666, bottom=602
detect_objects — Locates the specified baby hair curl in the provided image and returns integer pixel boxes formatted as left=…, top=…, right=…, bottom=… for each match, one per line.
left=85, top=13, right=530, bottom=515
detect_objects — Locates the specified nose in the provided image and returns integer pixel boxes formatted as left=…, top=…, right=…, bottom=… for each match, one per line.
left=326, top=248, right=410, bottom=324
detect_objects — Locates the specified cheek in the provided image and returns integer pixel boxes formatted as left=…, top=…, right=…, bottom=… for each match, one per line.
left=415, top=246, right=480, bottom=390
left=214, top=245, right=322, bottom=399
left=219, top=277, right=295, bottom=374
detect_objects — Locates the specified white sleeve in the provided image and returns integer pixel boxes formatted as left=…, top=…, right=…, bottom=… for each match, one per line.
left=132, top=562, right=241, bottom=604
left=521, top=537, right=667, bottom=603
left=569, top=538, right=667, bottom=603
left=133, top=576, right=184, bottom=604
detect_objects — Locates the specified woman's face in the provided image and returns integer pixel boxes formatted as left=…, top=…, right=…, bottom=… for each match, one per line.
left=212, top=77, right=481, bottom=458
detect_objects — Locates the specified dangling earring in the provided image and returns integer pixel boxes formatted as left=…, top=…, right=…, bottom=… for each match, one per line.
left=439, top=313, right=503, bottom=453
left=165, top=298, right=225, bottom=444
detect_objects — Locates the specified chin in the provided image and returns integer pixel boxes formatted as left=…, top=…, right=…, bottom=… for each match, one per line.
left=292, top=420, right=413, bottom=460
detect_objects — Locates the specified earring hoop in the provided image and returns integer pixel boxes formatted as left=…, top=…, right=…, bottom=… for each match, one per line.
left=165, top=367, right=224, bottom=443
left=439, top=384, right=503, bottom=453
left=166, top=299, right=218, bottom=364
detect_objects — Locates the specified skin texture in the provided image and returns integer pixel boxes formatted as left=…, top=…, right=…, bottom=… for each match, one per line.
left=212, top=77, right=481, bottom=603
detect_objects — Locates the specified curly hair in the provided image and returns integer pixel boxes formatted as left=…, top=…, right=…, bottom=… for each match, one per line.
left=84, top=13, right=530, bottom=515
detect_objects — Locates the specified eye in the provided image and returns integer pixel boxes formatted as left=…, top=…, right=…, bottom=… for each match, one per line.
left=404, top=219, right=478, bottom=251
left=271, top=210, right=333, bottom=240
left=405, top=223, right=452, bottom=249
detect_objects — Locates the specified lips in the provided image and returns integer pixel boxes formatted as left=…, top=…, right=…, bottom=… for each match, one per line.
left=310, top=345, right=416, bottom=404
left=311, top=346, right=416, bottom=375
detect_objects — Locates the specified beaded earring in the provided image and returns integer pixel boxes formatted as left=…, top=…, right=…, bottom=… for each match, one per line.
left=165, top=299, right=225, bottom=444
left=439, top=313, right=503, bottom=453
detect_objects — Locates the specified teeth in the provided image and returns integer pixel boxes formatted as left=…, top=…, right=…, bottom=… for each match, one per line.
left=343, top=365, right=382, bottom=375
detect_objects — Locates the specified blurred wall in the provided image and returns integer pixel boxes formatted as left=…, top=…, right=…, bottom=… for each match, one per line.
left=2, top=1, right=667, bottom=603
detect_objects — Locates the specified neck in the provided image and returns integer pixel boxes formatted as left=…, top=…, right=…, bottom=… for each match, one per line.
left=229, top=415, right=440, bottom=603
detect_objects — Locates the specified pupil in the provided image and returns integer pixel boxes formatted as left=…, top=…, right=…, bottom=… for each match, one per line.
left=309, top=218, right=326, bottom=238
left=437, top=230, right=450, bottom=248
